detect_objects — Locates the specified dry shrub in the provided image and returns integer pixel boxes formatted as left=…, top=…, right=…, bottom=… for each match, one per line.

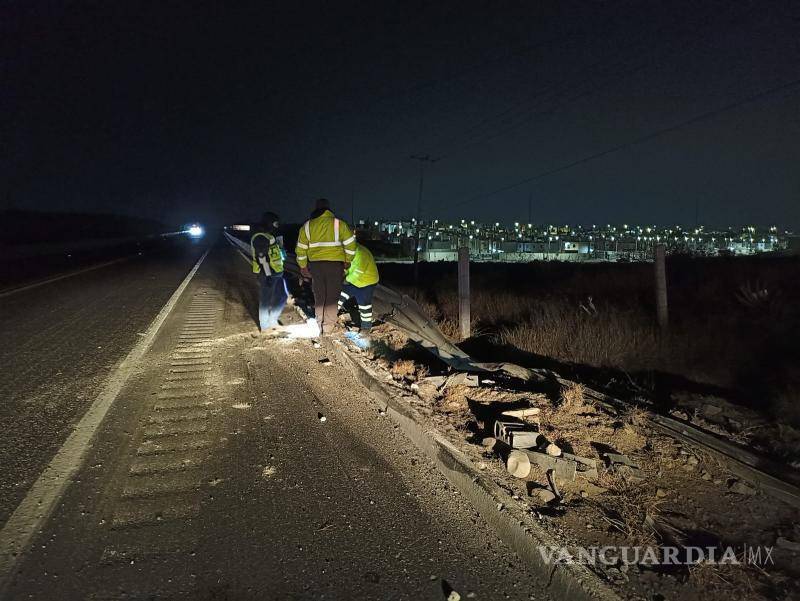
left=622, top=405, right=649, bottom=428
left=593, top=470, right=665, bottom=545
left=370, top=322, right=409, bottom=352
left=540, top=384, right=647, bottom=460
left=390, top=359, right=417, bottom=378
left=439, top=385, right=472, bottom=416
left=497, top=302, right=662, bottom=371
left=437, top=317, right=461, bottom=341
left=688, top=556, right=762, bottom=601
left=559, top=382, right=590, bottom=413
left=536, top=382, right=599, bottom=456
left=383, top=259, right=800, bottom=424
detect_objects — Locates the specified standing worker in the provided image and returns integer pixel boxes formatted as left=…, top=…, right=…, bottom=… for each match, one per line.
left=295, top=198, right=356, bottom=336
left=338, top=239, right=379, bottom=333
left=251, top=211, right=288, bottom=333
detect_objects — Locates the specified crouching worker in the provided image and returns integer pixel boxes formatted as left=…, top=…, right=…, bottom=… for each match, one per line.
left=338, top=240, right=379, bottom=333
left=251, top=212, right=288, bottom=332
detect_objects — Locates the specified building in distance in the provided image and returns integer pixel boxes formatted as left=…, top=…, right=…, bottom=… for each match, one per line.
left=352, top=220, right=793, bottom=263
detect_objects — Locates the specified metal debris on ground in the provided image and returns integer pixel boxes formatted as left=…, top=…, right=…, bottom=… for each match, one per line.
left=532, top=488, right=557, bottom=504
left=776, top=537, right=800, bottom=552
left=603, top=452, right=645, bottom=480
left=728, top=479, right=757, bottom=495
left=423, top=373, right=480, bottom=389
left=546, top=468, right=562, bottom=502
left=561, top=452, right=598, bottom=479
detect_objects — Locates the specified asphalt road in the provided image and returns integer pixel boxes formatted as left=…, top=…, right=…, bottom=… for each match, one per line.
left=0, top=238, right=208, bottom=526
left=2, top=242, right=550, bottom=600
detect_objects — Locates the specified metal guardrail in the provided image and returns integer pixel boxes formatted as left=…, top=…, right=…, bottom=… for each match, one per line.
left=223, top=231, right=547, bottom=381
left=224, top=230, right=800, bottom=509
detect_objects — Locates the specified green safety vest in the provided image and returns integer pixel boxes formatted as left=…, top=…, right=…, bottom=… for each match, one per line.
left=250, top=232, right=284, bottom=274
left=346, top=244, right=379, bottom=287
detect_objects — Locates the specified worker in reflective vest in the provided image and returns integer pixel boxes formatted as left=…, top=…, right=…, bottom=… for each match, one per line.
left=251, top=211, right=288, bottom=332
left=295, top=198, right=356, bottom=336
left=338, top=241, right=379, bottom=332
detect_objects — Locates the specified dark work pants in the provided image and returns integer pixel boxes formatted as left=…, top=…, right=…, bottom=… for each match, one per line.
left=338, top=282, right=375, bottom=331
left=258, top=273, right=288, bottom=331
left=308, top=261, right=344, bottom=335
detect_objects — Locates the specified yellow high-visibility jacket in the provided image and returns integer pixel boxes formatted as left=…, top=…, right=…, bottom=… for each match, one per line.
left=250, top=232, right=284, bottom=274
left=345, top=244, right=379, bottom=287
left=295, top=210, right=356, bottom=267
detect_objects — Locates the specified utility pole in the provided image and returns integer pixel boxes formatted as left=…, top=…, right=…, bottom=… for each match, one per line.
left=410, top=154, right=439, bottom=285
left=350, top=185, right=355, bottom=225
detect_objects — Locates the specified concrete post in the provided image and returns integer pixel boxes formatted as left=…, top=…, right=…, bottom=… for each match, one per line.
left=458, top=247, right=470, bottom=339
left=654, top=244, right=668, bottom=330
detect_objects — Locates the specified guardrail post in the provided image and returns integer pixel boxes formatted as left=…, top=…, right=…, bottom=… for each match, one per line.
left=654, top=244, right=668, bottom=330
left=458, top=247, right=470, bottom=339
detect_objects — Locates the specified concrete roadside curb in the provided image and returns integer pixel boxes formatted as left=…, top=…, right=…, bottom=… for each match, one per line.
left=333, top=342, right=623, bottom=601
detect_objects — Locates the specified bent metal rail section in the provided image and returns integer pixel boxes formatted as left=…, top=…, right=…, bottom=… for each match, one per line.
left=223, top=231, right=800, bottom=510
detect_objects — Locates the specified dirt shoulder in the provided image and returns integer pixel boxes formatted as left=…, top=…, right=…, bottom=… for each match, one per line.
left=350, top=323, right=800, bottom=601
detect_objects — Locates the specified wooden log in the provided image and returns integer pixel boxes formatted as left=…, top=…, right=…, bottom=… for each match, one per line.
left=506, top=449, right=577, bottom=481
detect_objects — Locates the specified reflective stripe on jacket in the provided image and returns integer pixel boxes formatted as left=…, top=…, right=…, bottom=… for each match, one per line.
left=250, top=232, right=284, bottom=274
left=345, top=244, right=379, bottom=287
left=295, top=210, right=356, bottom=267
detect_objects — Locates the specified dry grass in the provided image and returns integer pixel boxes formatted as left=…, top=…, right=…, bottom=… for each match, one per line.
left=380, top=257, right=800, bottom=425
left=534, top=380, right=646, bottom=457
left=559, top=382, right=590, bottom=413
left=688, top=555, right=763, bottom=601
left=593, top=470, right=665, bottom=545
left=390, top=359, right=417, bottom=378
left=622, top=405, right=649, bottom=428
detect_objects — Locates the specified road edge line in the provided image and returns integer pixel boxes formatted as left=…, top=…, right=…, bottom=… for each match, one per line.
left=0, top=257, right=133, bottom=298
left=0, top=248, right=210, bottom=590
left=333, top=342, right=623, bottom=601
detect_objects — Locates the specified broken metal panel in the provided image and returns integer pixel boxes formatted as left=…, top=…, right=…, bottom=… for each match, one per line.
left=422, top=373, right=479, bottom=389
left=263, top=249, right=548, bottom=380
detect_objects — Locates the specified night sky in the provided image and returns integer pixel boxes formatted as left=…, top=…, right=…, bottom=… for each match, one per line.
left=3, top=1, right=799, bottom=228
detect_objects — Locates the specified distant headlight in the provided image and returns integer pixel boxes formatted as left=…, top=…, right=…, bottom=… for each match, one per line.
left=188, top=225, right=204, bottom=237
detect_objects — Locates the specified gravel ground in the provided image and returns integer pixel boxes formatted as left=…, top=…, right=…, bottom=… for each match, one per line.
left=5, top=244, right=552, bottom=600
left=0, top=240, right=207, bottom=526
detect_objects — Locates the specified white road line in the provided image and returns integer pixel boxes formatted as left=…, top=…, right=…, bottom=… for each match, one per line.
left=0, top=257, right=129, bottom=299
left=0, top=248, right=210, bottom=591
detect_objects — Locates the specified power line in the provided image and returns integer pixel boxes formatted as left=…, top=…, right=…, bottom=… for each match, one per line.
left=445, top=75, right=800, bottom=211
